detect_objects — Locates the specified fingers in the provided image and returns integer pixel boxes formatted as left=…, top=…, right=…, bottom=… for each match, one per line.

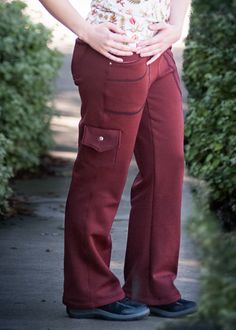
left=148, top=21, right=167, bottom=31
left=107, top=47, right=133, bottom=56
left=103, top=23, right=137, bottom=54
left=146, top=53, right=162, bottom=66
left=106, top=22, right=126, bottom=35
left=137, top=35, right=163, bottom=47
left=90, top=22, right=138, bottom=62
left=102, top=44, right=134, bottom=62
left=109, top=39, right=136, bottom=52
left=103, top=34, right=136, bottom=56
left=137, top=23, right=169, bottom=47
left=101, top=40, right=135, bottom=58
left=136, top=44, right=162, bottom=56
left=105, top=22, right=136, bottom=45
left=111, top=32, right=136, bottom=46
left=140, top=50, right=162, bottom=57
left=102, top=51, right=124, bottom=63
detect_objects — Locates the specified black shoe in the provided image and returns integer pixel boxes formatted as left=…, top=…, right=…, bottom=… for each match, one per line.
left=149, top=298, right=197, bottom=318
left=66, top=297, right=150, bottom=321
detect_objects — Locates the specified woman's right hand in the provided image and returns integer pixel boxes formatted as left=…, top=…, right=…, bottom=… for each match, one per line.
left=38, top=1, right=135, bottom=62
left=84, top=22, right=137, bottom=62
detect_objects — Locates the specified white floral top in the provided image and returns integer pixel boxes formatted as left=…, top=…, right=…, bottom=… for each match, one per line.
left=86, top=0, right=171, bottom=44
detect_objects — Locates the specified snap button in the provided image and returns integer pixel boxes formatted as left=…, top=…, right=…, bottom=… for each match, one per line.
left=109, top=62, right=112, bottom=65
left=98, top=136, right=104, bottom=141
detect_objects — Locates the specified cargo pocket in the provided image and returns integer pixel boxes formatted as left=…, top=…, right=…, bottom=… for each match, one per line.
left=79, top=125, right=121, bottom=167
left=163, top=49, right=183, bottom=97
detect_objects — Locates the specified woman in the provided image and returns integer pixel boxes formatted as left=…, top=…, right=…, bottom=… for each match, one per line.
left=40, top=0, right=197, bottom=321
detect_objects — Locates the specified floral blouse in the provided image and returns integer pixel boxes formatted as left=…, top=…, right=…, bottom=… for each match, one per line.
left=86, top=0, right=171, bottom=44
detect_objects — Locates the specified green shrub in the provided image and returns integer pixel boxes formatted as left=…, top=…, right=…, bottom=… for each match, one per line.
left=182, top=1, right=236, bottom=329
left=157, top=188, right=236, bottom=330
left=183, top=0, right=236, bottom=228
left=0, top=134, right=13, bottom=214
left=0, top=0, right=62, bottom=214
left=187, top=189, right=236, bottom=330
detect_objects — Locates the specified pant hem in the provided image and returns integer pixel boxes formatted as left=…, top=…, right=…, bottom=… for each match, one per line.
left=124, top=292, right=181, bottom=306
left=63, top=291, right=126, bottom=309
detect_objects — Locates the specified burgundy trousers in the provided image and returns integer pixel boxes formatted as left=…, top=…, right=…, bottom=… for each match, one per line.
left=63, top=38, right=184, bottom=309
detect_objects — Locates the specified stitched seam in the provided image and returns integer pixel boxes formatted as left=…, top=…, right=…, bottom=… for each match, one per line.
left=172, top=72, right=183, bottom=97
left=84, top=170, right=99, bottom=307
left=165, top=50, right=176, bottom=65
left=107, top=67, right=147, bottom=83
left=164, top=52, right=182, bottom=96
left=71, top=41, right=89, bottom=82
left=81, top=125, right=120, bottom=151
left=146, top=99, right=156, bottom=299
left=111, top=56, right=144, bottom=65
left=104, top=104, right=144, bottom=115
left=145, top=64, right=157, bottom=298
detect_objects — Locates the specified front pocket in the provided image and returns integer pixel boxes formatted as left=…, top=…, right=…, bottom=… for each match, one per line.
left=104, top=80, right=147, bottom=115
left=107, top=55, right=147, bottom=82
left=104, top=61, right=148, bottom=115
left=79, top=125, right=121, bottom=167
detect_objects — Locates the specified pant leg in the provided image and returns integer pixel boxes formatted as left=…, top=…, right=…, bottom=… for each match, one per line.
left=123, top=49, right=184, bottom=305
left=63, top=39, right=149, bottom=309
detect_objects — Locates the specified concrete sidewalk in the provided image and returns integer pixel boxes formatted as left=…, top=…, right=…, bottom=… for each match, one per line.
left=0, top=4, right=199, bottom=329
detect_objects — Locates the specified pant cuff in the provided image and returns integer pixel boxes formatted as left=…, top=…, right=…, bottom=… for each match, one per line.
left=124, top=291, right=181, bottom=306
left=63, top=291, right=126, bottom=309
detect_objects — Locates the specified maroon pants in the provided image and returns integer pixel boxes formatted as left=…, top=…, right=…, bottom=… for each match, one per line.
left=63, top=38, right=184, bottom=309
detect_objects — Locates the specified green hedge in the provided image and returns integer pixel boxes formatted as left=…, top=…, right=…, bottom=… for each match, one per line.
left=183, top=0, right=236, bottom=229
left=157, top=192, right=236, bottom=330
left=188, top=190, right=236, bottom=330
left=182, top=1, right=236, bottom=329
left=0, top=1, right=62, bottom=214
left=0, top=134, right=13, bottom=212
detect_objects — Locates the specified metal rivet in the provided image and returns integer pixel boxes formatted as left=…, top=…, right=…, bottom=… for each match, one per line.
left=98, top=136, right=104, bottom=141
left=109, top=61, right=112, bottom=65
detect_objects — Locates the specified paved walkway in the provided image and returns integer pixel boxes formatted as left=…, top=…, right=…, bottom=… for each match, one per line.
left=0, top=3, right=199, bottom=330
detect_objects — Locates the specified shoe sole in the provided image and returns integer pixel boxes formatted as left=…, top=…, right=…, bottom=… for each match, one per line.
left=67, top=307, right=150, bottom=321
left=149, top=305, right=197, bottom=318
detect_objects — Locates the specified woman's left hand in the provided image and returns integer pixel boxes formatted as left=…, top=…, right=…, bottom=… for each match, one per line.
left=136, top=22, right=182, bottom=65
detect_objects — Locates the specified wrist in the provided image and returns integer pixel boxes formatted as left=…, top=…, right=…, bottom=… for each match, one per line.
left=76, top=21, right=93, bottom=43
left=171, top=23, right=182, bottom=40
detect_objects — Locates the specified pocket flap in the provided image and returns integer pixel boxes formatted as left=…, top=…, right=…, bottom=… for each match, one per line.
left=81, top=125, right=120, bottom=152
